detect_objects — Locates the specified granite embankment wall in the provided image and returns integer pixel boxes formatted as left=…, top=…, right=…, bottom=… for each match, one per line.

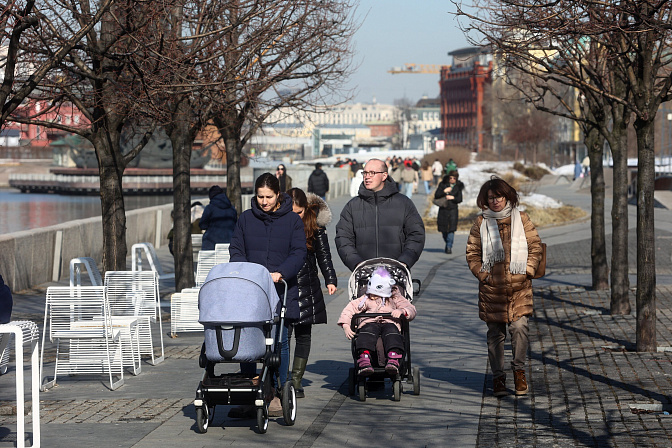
left=0, top=168, right=351, bottom=292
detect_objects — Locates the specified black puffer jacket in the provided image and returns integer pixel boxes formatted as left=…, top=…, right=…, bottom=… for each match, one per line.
left=307, top=169, right=329, bottom=197
left=435, top=180, right=464, bottom=233
left=296, top=194, right=337, bottom=325
left=335, top=177, right=425, bottom=271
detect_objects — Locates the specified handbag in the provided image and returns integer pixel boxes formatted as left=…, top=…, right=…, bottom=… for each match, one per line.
left=432, top=196, right=449, bottom=208
left=533, top=243, right=547, bottom=279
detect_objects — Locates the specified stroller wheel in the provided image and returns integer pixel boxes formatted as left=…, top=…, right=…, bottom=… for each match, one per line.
left=393, top=380, right=402, bottom=401
left=196, top=405, right=212, bottom=433
left=358, top=382, right=366, bottom=402
left=348, top=368, right=356, bottom=396
left=256, top=407, right=269, bottom=434
left=282, top=381, right=297, bottom=425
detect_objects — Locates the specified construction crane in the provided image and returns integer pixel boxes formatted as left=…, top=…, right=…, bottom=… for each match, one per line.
left=387, top=63, right=448, bottom=74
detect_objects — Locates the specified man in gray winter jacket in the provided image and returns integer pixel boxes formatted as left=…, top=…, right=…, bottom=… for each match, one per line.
left=335, top=158, right=425, bottom=271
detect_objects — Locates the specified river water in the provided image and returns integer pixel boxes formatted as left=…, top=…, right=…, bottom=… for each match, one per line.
left=0, top=188, right=180, bottom=235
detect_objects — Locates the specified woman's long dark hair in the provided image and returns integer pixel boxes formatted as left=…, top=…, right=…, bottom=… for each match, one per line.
left=255, top=172, right=280, bottom=193
left=287, top=187, right=318, bottom=251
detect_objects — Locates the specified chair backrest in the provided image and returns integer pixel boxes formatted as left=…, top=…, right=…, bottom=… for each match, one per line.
left=214, top=244, right=230, bottom=263
left=69, top=257, right=103, bottom=287
left=131, top=243, right=165, bottom=276
left=104, top=271, right=159, bottom=319
left=195, top=250, right=217, bottom=286
left=45, top=286, right=111, bottom=339
left=192, top=234, right=203, bottom=254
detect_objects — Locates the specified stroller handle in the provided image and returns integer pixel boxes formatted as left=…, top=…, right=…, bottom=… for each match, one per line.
left=350, top=312, right=407, bottom=330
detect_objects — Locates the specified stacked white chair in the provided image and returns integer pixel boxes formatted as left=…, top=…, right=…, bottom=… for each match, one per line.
left=194, top=250, right=217, bottom=287
left=69, top=257, right=103, bottom=287
left=131, top=242, right=175, bottom=281
left=40, top=286, right=125, bottom=391
left=170, top=288, right=203, bottom=337
left=104, top=270, right=164, bottom=366
left=1, top=320, right=41, bottom=447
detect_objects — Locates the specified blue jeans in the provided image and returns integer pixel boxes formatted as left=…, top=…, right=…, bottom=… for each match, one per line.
left=278, top=322, right=289, bottom=389
left=423, top=180, right=430, bottom=194
left=403, top=182, right=413, bottom=198
left=442, top=231, right=454, bottom=250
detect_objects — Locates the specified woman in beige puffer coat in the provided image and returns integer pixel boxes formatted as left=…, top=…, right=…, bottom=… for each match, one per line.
left=466, top=177, right=543, bottom=398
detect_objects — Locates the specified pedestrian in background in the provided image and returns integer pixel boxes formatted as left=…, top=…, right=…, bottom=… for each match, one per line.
left=435, top=170, right=464, bottom=254
left=399, top=160, right=417, bottom=199
left=286, top=188, right=337, bottom=398
left=0, top=274, right=12, bottom=324
left=276, top=164, right=293, bottom=192
left=307, top=162, right=329, bottom=200
left=421, top=161, right=433, bottom=194
left=432, top=158, right=443, bottom=186
left=199, top=186, right=237, bottom=251
left=465, top=177, right=543, bottom=398
left=444, top=158, right=457, bottom=176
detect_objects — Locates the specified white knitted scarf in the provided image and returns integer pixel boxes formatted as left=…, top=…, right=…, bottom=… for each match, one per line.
left=480, top=202, right=528, bottom=275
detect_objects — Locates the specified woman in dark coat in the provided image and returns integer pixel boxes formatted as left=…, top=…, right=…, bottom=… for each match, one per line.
left=435, top=170, right=464, bottom=254
left=199, top=186, right=237, bottom=250
left=228, top=173, right=307, bottom=418
left=286, top=188, right=337, bottom=398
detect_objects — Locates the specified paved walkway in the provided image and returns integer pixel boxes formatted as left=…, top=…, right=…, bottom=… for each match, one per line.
left=2, top=179, right=672, bottom=447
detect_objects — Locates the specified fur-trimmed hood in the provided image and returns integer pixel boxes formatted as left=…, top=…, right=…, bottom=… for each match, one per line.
left=306, top=192, right=332, bottom=227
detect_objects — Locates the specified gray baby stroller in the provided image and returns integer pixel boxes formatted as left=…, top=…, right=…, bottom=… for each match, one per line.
left=194, top=262, right=296, bottom=434
left=346, top=257, right=421, bottom=401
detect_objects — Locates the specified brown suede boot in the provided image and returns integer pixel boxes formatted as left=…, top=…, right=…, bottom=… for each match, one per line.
left=493, top=375, right=507, bottom=397
left=514, top=370, right=528, bottom=395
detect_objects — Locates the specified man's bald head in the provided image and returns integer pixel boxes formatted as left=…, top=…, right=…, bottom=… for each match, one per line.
left=362, top=158, right=389, bottom=192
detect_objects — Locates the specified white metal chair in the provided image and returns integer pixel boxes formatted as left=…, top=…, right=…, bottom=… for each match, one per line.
left=170, top=288, right=203, bottom=337
left=191, top=233, right=203, bottom=258
left=131, top=242, right=175, bottom=281
left=40, top=286, right=125, bottom=391
left=69, top=257, right=103, bottom=287
left=214, top=243, right=230, bottom=262
left=0, top=320, right=41, bottom=448
left=104, top=270, right=164, bottom=366
left=194, top=250, right=217, bottom=287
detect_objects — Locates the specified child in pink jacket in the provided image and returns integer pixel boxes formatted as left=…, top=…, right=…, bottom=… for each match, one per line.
left=338, top=267, right=417, bottom=376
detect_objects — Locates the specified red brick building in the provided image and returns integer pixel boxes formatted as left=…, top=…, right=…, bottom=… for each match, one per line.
left=439, top=47, right=493, bottom=152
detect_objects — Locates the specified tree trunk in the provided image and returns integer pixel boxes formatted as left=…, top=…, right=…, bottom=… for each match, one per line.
left=585, top=126, right=609, bottom=290
left=95, top=133, right=128, bottom=272
left=225, top=135, right=243, bottom=216
left=609, top=104, right=631, bottom=315
left=168, top=101, right=195, bottom=291
left=634, top=117, right=657, bottom=351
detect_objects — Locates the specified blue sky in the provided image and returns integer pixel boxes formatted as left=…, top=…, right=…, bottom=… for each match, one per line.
left=346, top=0, right=469, bottom=105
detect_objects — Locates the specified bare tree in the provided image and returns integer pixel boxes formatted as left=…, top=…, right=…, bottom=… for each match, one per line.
left=0, top=0, right=113, bottom=127
left=10, top=1, right=169, bottom=272
left=456, top=0, right=671, bottom=350
left=205, top=0, right=359, bottom=214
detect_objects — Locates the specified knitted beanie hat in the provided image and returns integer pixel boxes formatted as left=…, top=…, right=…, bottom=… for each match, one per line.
left=366, top=267, right=395, bottom=298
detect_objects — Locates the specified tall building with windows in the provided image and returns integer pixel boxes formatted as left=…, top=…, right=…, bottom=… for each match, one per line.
left=439, top=47, right=493, bottom=152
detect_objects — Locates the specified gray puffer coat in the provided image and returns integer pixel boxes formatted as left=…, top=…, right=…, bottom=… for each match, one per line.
left=335, top=177, right=425, bottom=271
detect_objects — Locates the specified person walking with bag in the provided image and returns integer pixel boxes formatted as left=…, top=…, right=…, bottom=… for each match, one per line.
left=286, top=188, right=337, bottom=398
left=434, top=170, right=464, bottom=254
left=465, top=176, right=543, bottom=397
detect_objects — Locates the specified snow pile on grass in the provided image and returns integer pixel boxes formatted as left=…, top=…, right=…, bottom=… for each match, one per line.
left=427, top=161, right=565, bottom=219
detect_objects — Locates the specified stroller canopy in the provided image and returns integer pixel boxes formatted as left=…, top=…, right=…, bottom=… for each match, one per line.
left=199, top=262, right=280, bottom=325
left=347, top=257, right=414, bottom=302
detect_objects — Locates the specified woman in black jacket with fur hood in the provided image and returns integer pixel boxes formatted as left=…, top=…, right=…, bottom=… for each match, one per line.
left=287, top=188, right=338, bottom=398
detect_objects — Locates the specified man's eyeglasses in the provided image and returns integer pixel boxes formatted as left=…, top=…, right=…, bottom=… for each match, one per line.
left=362, top=171, right=386, bottom=177
left=488, top=195, right=505, bottom=203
